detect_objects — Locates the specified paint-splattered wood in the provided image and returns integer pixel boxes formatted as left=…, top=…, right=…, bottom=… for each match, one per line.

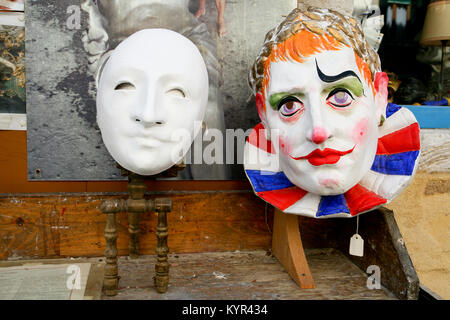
left=103, top=249, right=396, bottom=300
left=0, top=192, right=272, bottom=260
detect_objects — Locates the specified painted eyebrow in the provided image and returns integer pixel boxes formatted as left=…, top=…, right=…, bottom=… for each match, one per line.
left=322, top=78, right=364, bottom=97
left=269, top=92, right=305, bottom=109
left=315, top=59, right=362, bottom=84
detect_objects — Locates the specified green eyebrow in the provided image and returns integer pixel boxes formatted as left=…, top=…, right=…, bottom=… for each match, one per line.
left=269, top=92, right=305, bottom=110
left=322, top=77, right=364, bottom=97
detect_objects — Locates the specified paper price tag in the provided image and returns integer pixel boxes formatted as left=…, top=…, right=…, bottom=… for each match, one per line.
left=349, top=234, right=364, bottom=257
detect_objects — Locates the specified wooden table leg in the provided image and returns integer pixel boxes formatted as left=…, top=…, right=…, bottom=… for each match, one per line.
left=104, top=212, right=119, bottom=296
left=127, top=173, right=146, bottom=259
left=128, top=212, right=140, bottom=259
left=154, top=199, right=171, bottom=293
left=272, top=209, right=315, bottom=289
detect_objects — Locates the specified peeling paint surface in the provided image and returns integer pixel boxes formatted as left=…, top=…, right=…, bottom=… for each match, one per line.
left=26, top=0, right=120, bottom=180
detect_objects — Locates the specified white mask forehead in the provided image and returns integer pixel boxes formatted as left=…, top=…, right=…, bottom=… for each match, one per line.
left=102, top=29, right=208, bottom=97
left=268, top=47, right=372, bottom=100
left=314, top=47, right=361, bottom=78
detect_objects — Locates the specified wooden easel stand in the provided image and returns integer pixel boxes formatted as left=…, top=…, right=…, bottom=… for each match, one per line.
left=272, top=209, right=315, bottom=289
left=100, top=173, right=172, bottom=296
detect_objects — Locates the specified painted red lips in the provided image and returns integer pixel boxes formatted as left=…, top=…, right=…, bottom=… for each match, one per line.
left=290, top=146, right=355, bottom=166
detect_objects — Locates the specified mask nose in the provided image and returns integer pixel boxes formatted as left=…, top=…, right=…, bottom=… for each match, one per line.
left=306, top=95, right=332, bottom=145
left=132, top=89, right=166, bottom=126
left=310, top=127, right=330, bottom=144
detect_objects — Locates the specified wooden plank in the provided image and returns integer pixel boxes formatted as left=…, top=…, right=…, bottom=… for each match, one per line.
left=86, top=180, right=251, bottom=193
left=104, top=250, right=395, bottom=300
left=0, top=192, right=272, bottom=260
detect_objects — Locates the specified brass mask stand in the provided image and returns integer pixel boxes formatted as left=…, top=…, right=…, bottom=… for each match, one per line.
left=272, top=209, right=315, bottom=289
left=100, top=164, right=185, bottom=296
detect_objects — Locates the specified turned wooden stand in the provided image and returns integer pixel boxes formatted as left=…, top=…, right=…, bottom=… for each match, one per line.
left=272, top=209, right=315, bottom=289
left=100, top=164, right=185, bottom=296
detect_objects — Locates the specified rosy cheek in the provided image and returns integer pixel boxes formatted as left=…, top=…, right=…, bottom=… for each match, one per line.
left=352, top=118, right=369, bottom=145
left=278, top=135, right=293, bottom=156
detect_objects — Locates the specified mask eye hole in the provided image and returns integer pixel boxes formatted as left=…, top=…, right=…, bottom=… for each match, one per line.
left=327, top=88, right=354, bottom=108
left=278, top=96, right=304, bottom=117
left=166, top=88, right=186, bottom=98
left=114, top=82, right=135, bottom=90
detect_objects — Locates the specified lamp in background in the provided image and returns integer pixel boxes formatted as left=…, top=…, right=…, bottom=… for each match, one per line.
left=420, top=0, right=450, bottom=100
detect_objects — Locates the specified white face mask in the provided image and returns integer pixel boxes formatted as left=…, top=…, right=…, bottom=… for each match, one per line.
left=97, top=29, right=208, bottom=175
left=264, top=47, right=383, bottom=195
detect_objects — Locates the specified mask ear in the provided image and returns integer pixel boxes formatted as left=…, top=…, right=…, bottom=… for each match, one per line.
left=255, top=92, right=271, bottom=140
left=255, top=92, right=266, bottom=122
left=374, top=72, right=389, bottom=125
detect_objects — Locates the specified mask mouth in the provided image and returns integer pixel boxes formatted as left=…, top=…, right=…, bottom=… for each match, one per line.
left=134, top=136, right=165, bottom=149
left=136, top=129, right=170, bottom=140
left=137, top=126, right=191, bottom=145
left=290, top=146, right=356, bottom=166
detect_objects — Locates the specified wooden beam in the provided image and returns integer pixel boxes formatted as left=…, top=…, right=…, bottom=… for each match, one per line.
left=0, top=192, right=273, bottom=260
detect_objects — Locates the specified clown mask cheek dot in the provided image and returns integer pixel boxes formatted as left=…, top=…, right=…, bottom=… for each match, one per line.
left=278, top=135, right=292, bottom=155
left=352, top=118, right=369, bottom=145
